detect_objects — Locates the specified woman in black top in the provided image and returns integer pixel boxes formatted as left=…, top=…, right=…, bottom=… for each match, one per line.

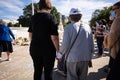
left=28, top=0, right=59, bottom=80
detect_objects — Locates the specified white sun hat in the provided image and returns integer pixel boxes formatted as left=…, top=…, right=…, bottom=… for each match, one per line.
left=69, top=8, right=82, bottom=15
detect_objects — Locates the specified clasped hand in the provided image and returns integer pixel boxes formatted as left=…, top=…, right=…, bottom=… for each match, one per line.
left=56, top=52, right=62, bottom=61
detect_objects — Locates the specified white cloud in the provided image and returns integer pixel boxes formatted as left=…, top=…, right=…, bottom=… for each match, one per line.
left=0, top=11, right=3, bottom=14
left=34, top=0, right=39, bottom=3
left=2, top=16, right=18, bottom=20
left=0, top=0, right=24, bottom=20
left=52, top=0, right=113, bottom=23
left=0, top=0, right=23, bottom=13
left=0, top=0, right=116, bottom=22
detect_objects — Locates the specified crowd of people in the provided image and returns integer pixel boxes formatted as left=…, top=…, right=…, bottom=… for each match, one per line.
left=0, top=0, right=120, bottom=80
left=28, top=0, right=120, bottom=80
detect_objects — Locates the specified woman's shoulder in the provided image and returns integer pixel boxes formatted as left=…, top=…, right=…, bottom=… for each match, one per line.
left=114, top=16, right=120, bottom=21
left=111, top=16, right=120, bottom=29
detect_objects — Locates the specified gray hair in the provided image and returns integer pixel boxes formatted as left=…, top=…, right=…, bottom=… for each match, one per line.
left=0, top=19, right=7, bottom=26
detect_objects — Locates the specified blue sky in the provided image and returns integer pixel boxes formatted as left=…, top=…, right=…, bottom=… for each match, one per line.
left=0, top=0, right=119, bottom=23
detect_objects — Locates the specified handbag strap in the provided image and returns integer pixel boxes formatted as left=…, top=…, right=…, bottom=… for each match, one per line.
left=65, top=24, right=82, bottom=60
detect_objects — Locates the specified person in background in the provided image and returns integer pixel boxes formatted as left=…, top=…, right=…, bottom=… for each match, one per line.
left=28, top=0, right=59, bottom=80
left=0, top=19, right=15, bottom=61
left=58, top=8, right=94, bottom=80
left=104, top=1, right=120, bottom=80
left=94, top=20, right=105, bottom=57
left=95, top=20, right=100, bottom=29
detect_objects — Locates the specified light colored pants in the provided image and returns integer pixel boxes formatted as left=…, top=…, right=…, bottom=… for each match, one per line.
left=66, top=61, right=89, bottom=80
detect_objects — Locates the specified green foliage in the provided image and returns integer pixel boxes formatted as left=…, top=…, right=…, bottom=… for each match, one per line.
left=18, top=3, right=38, bottom=27
left=63, top=20, right=71, bottom=27
left=13, top=23, right=19, bottom=27
left=18, top=15, right=31, bottom=27
left=89, top=6, right=112, bottom=27
left=7, top=22, right=19, bottom=27
left=51, top=7, right=60, bottom=24
left=18, top=3, right=60, bottom=27
left=8, top=22, right=13, bottom=27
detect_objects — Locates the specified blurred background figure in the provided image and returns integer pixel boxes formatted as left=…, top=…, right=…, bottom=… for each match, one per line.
left=94, top=20, right=106, bottom=57
left=0, top=19, right=15, bottom=61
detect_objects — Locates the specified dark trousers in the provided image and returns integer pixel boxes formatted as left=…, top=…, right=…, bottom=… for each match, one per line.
left=96, top=37, right=104, bottom=55
left=106, top=51, right=120, bottom=80
left=30, top=53, right=55, bottom=80
left=108, top=56, right=114, bottom=69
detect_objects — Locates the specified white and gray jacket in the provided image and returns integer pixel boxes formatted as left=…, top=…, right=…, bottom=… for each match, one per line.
left=60, top=21, right=94, bottom=62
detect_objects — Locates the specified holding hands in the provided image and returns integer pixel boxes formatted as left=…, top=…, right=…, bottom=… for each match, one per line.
left=56, top=52, right=62, bottom=61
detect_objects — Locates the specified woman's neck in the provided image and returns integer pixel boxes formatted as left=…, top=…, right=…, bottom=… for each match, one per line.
left=39, top=9, right=51, bottom=13
left=40, top=10, right=48, bottom=12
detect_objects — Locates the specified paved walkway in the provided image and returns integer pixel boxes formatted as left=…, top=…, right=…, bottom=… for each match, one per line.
left=0, top=44, right=109, bottom=80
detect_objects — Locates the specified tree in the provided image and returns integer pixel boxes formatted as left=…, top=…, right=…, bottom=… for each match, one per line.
left=89, top=6, right=112, bottom=27
left=18, top=3, right=38, bottom=27
left=50, top=7, right=60, bottom=24
left=13, top=23, right=19, bottom=27
left=63, top=20, right=71, bottom=27
left=18, top=3, right=60, bottom=27
left=8, top=22, right=13, bottom=27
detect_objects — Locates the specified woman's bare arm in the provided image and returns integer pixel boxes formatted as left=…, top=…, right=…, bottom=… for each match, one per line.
left=51, top=35, right=59, bottom=52
left=29, top=32, right=32, bottom=41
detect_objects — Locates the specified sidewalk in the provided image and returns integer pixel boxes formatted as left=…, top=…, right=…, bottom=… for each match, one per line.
left=0, top=45, right=109, bottom=80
